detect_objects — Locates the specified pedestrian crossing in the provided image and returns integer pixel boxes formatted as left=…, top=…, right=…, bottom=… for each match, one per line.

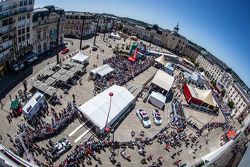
left=74, top=126, right=94, bottom=143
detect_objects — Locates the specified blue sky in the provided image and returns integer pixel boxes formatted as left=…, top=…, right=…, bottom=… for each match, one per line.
left=35, top=0, right=250, bottom=87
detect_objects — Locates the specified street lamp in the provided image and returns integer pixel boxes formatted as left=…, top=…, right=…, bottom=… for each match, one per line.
left=79, top=15, right=86, bottom=50
left=103, top=17, right=109, bottom=41
left=93, top=15, right=99, bottom=46
left=104, top=92, right=114, bottom=133
left=56, top=16, right=61, bottom=64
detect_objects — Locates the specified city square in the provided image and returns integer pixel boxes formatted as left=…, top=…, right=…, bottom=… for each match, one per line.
left=0, top=1, right=250, bottom=167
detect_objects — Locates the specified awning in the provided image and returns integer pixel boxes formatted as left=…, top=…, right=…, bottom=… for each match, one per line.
left=37, top=83, right=49, bottom=92
left=59, top=75, right=70, bottom=82
left=39, top=68, right=54, bottom=77
left=45, top=86, right=57, bottom=96
left=51, top=72, right=62, bottom=80
left=65, top=70, right=75, bottom=77
left=151, top=70, right=175, bottom=91
left=45, top=77, right=56, bottom=86
left=32, top=80, right=43, bottom=89
left=57, top=68, right=67, bottom=75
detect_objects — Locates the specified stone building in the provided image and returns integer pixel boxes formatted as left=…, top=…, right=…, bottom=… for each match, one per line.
left=64, top=12, right=94, bottom=38
left=32, top=5, right=65, bottom=55
left=161, top=24, right=187, bottom=55
left=0, top=0, right=34, bottom=76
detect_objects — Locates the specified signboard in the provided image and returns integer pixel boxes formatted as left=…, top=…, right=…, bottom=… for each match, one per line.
left=50, top=28, right=57, bottom=42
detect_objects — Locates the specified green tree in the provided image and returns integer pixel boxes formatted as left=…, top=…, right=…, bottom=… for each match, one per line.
left=210, top=80, right=216, bottom=87
left=194, top=62, right=199, bottom=68
left=198, top=67, right=204, bottom=72
left=227, top=100, right=235, bottom=109
left=221, top=89, right=226, bottom=97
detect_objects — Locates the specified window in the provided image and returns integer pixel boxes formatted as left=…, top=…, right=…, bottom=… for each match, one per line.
left=18, top=29, right=21, bottom=36
left=22, top=15, right=25, bottom=20
left=28, top=0, right=33, bottom=5
left=26, top=33, right=30, bottom=39
left=18, top=37, right=22, bottom=43
left=22, top=35, right=25, bottom=41
left=173, top=38, right=175, bottom=40
left=24, top=0, right=27, bottom=6
left=20, top=1, right=24, bottom=6
left=27, top=13, right=30, bottom=19
left=18, top=16, right=21, bottom=21
left=22, top=28, right=25, bottom=34
left=26, top=27, right=30, bottom=32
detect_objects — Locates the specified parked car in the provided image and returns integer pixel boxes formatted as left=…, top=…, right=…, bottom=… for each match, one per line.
left=136, top=108, right=151, bottom=128
left=61, top=48, right=69, bottom=54
left=50, top=138, right=72, bottom=161
left=152, top=109, right=162, bottom=126
left=92, top=46, right=98, bottom=51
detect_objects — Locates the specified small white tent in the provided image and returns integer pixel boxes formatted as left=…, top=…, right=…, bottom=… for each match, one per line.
left=71, top=51, right=89, bottom=65
left=90, top=64, right=114, bottom=79
left=78, top=85, right=135, bottom=133
left=148, top=91, right=166, bottom=109
left=109, top=32, right=121, bottom=39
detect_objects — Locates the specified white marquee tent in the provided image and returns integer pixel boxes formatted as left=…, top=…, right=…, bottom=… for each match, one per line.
left=151, top=70, right=175, bottom=92
left=78, top=85, right=135, bottom=133
left=71, top=51, right=89, bottom=65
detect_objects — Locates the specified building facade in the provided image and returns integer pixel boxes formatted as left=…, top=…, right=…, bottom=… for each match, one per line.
left=182, top=43, right=200, bottom=60
left=125, top=24, right=163, bottom=46
left=196, top=54, right=250, bottom=122
left=0, top=0, right=34, bottom=77
left=224, top=83, right=250, bottom=122
left=64, top=12, right=94, bottom=38
left=95, top=14, right=114, bottom=33
left=195, top=54, right=232, bottom=88
left=161, top=24, right=187, bottom=55
left=32, top=5, right=65, bottom=55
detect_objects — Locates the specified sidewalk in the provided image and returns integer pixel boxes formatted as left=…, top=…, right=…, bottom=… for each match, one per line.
left=0, top=45, right=66, bottom=101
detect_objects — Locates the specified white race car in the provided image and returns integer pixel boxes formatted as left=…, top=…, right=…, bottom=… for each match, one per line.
left=152, top=109, right=162, bottom=126
left=136, top=108, right=151, bottom=128
left=50, top=138, right=72, bottom=161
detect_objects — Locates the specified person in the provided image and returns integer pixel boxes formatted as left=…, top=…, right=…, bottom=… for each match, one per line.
left=116, top=162, right=121, bottom=167
left=147, top=154, right=153, bottom=161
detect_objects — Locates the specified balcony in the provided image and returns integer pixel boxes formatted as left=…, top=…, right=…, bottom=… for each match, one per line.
left=17, top=8, right=33, bottom=15
left=2, top=4, right=17, bottom=11
left=0, top=8, right=33, bottom=20
left=0, top=40, right=14, bottom=52
left=0, top=26, right=16, bottom=37
left=0, top=52, right=14, bottom=64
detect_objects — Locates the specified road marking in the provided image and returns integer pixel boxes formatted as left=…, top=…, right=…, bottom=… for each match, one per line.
left=69, top=124, right=84, bottom=137
left=74, top=126, right=93, bottom=143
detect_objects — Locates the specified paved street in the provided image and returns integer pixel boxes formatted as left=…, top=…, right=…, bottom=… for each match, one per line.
left=0, top=34, right=247, bottom=167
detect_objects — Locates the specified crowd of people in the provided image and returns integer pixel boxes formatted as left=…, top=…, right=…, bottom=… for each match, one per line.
left=93, top=55, right=155, bottom=93
left=12, top=102, right=78, bottom=165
